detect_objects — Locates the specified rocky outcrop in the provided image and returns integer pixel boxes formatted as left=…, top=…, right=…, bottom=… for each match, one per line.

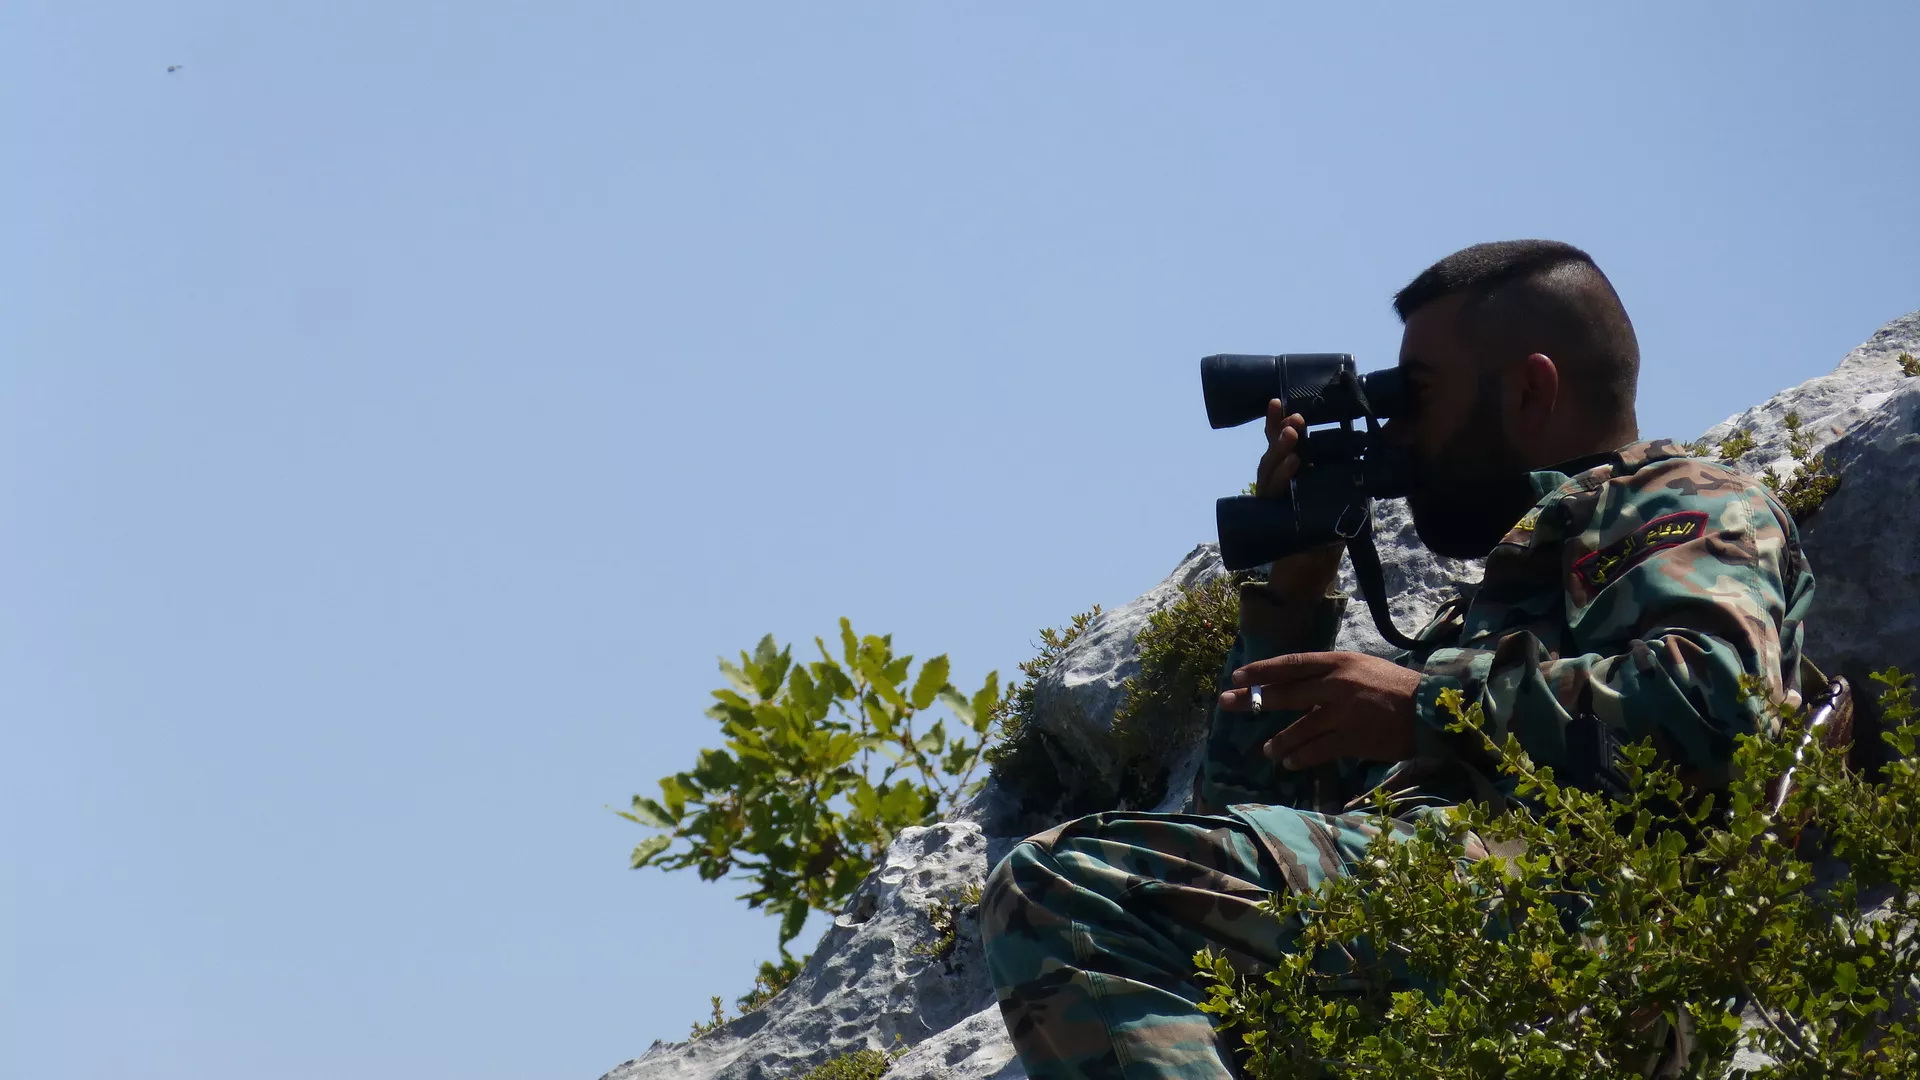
left=1024, top=543, right=1229, bottom=802
left=1694, top=311, right=1918, bottom=487
left=603, top=310, right=1920, bottom=1080
left=1798, top=375, right=1920, bottom=763
left=1693, top=311, right=1920, bottom=764
left=603, top=823, right=1001, bottom=1080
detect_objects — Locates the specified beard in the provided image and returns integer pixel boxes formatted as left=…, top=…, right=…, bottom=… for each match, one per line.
left=1405, top=400, right=1538, bottom=560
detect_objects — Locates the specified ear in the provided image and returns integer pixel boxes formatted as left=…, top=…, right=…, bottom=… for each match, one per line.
left=1510, top=352, right=1559, bottom=441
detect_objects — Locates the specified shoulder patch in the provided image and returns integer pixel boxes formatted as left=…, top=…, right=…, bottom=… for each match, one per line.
left=1571, top=510, right=1708, bottom=590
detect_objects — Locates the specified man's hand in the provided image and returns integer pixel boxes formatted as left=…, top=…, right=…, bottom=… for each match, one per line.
left=1254, top=398, right=1307, bottom=497
left=1254, top=398, right=1346, bottom=598
left=1216, top=652, right=1423, bottom=769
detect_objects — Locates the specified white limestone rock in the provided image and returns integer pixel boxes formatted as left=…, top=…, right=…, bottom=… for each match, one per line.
left=600, top=822, right=999, bottom=1080
left=1025, top=543, right=1229, bottom=799
left=1693, top=310, right=1919, bottom=488
left=1687, top=310, right=1920, bottom=717
left=1798, top=376, right=1920, bottom=688
left=1331, top=496, right=1484, bottom=660
left=885, top=1007, right=1022, bottom=1080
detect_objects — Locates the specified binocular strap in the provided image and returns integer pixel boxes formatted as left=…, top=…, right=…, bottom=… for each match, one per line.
left=1344, top=511, right=1423, bottom=652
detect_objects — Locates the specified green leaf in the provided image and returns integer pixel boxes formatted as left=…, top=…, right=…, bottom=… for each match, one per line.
left=778, top=899, right=810, bottom=945
left=871, top=676, right=908, bottom=710
left=630, top=834, right=672, bottom=868
left=938, top=687, right=974, bottom=727
left=910, top=654, right=951, bottom=710
left=717, top=658, right=756, bottom=697
left=627, top=795, right=675, bottom=828
left=752, top=633, right=780, bottom=669
left=915, top=720, right=946, bottom=755
left=788, top=664, right=818, bottom=712
left=970, top=672, right=1000, bottom=734
left=659, top=775, right=694, bottom=817
left=839, top=618, right=859, bottom=667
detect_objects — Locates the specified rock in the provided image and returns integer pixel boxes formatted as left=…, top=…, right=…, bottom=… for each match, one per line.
left=1690, top=310, right=1920, bottom=763
left=1332, top=497, right=1484, bottom=659
left=1025, top=543, right=1228, bottom=800
left=1798, top=376, right=1920, bottom=751
left=600, top=822, right=998, bottom=1080
left=1693, top=311, right=1919, bottom=487
left=886, top=1007, right=1022, bottom=1080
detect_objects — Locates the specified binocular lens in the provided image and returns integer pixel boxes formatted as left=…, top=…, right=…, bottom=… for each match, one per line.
left=1199, top=353, right=1403, bottom=429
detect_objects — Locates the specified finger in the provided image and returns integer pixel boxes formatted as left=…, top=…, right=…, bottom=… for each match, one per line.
left=1255, top=410, right=1306, bottom=496
left=1232, top=652, right=1342, bottom=687
left=1216, top=675, right=1335, bottom=715
left=1264, top=708, right=1348, bottom=768
left=1262, top=398, right=1289, bottom=440
left=1255, top=425, right=1299, bottom=495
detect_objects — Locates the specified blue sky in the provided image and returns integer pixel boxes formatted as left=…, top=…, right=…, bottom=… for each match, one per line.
left=4, top=4, right=1917, bottom=1078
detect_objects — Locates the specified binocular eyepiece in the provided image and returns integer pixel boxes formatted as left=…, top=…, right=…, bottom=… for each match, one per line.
left=1202, top=352, right=1411, bottom=572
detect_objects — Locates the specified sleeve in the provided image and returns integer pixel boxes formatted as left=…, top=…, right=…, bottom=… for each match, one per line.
left=1411, top=472, right=1811, bottom=791
left=1192, top=582, right=1348, bottom=814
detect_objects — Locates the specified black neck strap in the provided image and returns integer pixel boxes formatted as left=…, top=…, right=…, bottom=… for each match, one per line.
left=1344, top=507, right=1423, bottom=652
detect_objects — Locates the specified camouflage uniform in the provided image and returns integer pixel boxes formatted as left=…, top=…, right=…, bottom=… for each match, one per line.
left=981, top=441, right=1816, bottom=1079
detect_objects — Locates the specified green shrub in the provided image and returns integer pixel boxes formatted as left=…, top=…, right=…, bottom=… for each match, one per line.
left=688, top=954, right=806, bottom=1038
left=1111, top=575, right=1241, bottom=806
left=1197, top=671, right=1920, bottom=1078
left=914, top=882, right=985, bottom=962
left=1898, top=352, right=1918, bottom=378
left=982, top=606, right=1100, bottom=812
left=797, top=1048, right=896, bottom=1080
left=1763, top=410, right=1841, bottom=521
left=1718, top=428, right=1758, bottom=462
left=623, top=622, right=1005, bottom=958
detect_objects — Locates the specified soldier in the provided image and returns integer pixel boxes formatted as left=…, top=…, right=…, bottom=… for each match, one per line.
left=980, top=240, right=1816, bottom=1078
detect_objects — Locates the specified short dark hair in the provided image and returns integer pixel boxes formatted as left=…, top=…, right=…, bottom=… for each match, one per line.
left=1394, top=240, right=1640, bottom=425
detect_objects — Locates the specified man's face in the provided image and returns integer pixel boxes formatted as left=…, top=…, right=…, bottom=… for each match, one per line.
left=1389, top=295, right=1537, bottom=559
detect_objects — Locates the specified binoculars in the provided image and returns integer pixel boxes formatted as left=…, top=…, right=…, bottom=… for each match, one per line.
left=1202, top=353, right=1412, bottom=574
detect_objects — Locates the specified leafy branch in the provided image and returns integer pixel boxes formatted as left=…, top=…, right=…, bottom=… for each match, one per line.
left=1200, top=670, right=1920, bottom=1077
left=622, top=620, right=1005, bottom=957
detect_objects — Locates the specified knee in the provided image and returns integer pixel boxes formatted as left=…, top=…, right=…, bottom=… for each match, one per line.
left=981, top=837, right=1044, bottom=950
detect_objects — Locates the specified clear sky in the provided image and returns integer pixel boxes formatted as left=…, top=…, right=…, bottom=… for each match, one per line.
left=4, top=4, right=1917, bottom=1078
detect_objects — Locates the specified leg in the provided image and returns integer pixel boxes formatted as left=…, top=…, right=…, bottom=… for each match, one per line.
left=981, top=807, right=1401, bottom=1080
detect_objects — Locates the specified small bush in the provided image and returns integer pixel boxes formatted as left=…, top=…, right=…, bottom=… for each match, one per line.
left=687, top=953, right=806, bottom=1037
left=914, top=882, right=985, bottom=963
left=1111, top=575, right=1241, bottom=806
left=1763, top=409, right=1841, bottom=521
left=1898, top=352, right=1918, bottom=378
left=624, top=621, right=1005, bottom=963
left=1198, top=670, right=1920, bottom=1078
left=798, top=1048, right=896, bottom=1080
left=1718, top=428, right=1758, bottom=462
left=982, top=606, right=1100, bottom=810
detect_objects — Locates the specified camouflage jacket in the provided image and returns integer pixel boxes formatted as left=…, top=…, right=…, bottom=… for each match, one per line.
left=1197, top=439, right=1817, bottom=816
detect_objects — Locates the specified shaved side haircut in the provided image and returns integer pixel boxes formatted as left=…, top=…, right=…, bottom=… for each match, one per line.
left=1394, top=240, right=1641, bottom=430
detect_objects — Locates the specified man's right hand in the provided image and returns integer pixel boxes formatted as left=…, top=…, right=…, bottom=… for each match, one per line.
left=1253, top=398, right=1345, bottom=599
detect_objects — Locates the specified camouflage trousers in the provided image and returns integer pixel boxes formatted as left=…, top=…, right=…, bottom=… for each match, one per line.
left=979, top=807, right=1419, bottom=1080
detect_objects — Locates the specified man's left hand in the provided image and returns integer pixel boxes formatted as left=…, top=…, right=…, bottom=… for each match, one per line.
left=1216, top=652, right=1423, bottom=770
